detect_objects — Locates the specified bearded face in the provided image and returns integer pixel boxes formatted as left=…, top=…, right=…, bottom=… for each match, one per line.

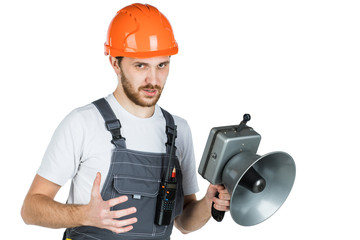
left=120, top=69, right=163, bottom=107
left=117, top=56, right=170, bottom=108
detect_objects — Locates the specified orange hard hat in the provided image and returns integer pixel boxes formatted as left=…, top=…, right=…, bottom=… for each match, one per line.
left=104, top=3, right=178, bottom=58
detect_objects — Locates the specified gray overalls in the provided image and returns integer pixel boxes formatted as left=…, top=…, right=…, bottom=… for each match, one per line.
left=63, top=98, right=184, bottom=240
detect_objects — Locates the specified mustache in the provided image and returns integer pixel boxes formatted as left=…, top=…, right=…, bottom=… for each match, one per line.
left=139, top=84, right=162, bottom=91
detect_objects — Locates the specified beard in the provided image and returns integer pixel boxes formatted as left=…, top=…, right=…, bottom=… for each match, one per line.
left=120, top=70, right=163, bottom=107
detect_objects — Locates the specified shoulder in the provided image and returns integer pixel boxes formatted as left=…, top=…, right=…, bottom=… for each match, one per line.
left=56, top=102, right=104, bottom=137
left=71, top=102, right=99, bottom=119
left=166, top=111, right=193, bottom=147
left=173, top=115, right=191, bottom=133
left=65, top=102, right=101, bottom=124
left=158, top=107, right=191, bottom=135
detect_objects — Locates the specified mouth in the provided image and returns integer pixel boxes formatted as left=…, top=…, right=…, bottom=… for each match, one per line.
left=142, top=88, right=158, bottom=97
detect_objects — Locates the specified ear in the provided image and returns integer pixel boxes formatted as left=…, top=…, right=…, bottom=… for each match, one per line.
left=109, top=56, right=121, bottom=75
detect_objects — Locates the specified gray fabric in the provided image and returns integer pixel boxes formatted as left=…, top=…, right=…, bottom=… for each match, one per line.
left=64, top=98, right=184, bottom=240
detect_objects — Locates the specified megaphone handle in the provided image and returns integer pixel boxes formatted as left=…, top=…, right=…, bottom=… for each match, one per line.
left=211, top=192, right=225, bottom=222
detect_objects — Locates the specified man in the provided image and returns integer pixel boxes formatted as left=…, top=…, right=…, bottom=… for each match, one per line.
left=21, top=3, right=230, bottom=239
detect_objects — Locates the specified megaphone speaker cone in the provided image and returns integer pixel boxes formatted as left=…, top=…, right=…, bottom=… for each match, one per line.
left=222, top=151, right=296, bottom=226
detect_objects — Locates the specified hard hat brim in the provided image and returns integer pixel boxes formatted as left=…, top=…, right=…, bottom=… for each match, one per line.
left=104, top=44, right=178, bottom=58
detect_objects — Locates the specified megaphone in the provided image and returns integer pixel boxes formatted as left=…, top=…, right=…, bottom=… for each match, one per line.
left=198, top=114, right=296, bottom=226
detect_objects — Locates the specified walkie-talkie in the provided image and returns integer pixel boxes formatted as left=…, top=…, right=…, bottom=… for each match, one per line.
left=155, top=126, right=177, bottom=226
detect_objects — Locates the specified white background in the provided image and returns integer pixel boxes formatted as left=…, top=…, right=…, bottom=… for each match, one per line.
left=1, top=0, right=359, bottom=239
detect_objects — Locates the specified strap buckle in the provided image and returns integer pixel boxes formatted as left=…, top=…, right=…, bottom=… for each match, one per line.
left=105, top=119, right=125, bottom=141
left=166, top=126, right=177, bottom=146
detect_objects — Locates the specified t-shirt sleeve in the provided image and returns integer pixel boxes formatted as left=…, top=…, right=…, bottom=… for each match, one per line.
left=176, top=119, right=200, bottom=196
left=37, top=110, right=84, bottom=186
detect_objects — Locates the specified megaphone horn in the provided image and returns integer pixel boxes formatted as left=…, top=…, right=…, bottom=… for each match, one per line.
left=198, top=114, right=296, bottom=226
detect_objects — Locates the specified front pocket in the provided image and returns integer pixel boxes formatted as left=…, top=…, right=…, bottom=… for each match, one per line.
left=111, top=175, right=167, bottom=237
left=114, top=175, right=159, bottom=197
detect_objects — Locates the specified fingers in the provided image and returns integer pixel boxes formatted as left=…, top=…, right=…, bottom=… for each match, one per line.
left=213, top=197, right=230, bottom=211
left=101, top=200, right=138, bottom=233
left=105, top=197, right=137, bottom=233
left=109, top=206, right=137, bottom=219
left=107, top=224, right=134, bottom=234
left=215, top=185, right=227, bottom=193
left=215, top=185, right=230, bottom=199
left=91, top=172, right=102, bottom=199
left=107, top=195, right=129, bottom=208
left=99, top=205, right=137, bottom=234
left=105, top=207, right=137, bottom=234
left=87, top=174, right=139, bottom=234
left=108, top=226, right=133, bottom=234
left=216, top=191, right=231, bottom=201
left=104, top=217, right=138, bottom=234
left=213, top=184, right=231, bottom=211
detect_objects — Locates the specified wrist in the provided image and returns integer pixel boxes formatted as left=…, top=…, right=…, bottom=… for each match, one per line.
left=200, top=195, right=213, bottom=218
left=71, top=204, right=89, bottom=227
left=204, top=194, right=213, bottom=207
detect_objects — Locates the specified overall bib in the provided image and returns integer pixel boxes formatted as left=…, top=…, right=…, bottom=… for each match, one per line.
left=63, top=98, right=184, bottom=240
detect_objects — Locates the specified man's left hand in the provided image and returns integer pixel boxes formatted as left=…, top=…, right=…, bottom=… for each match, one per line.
left=206, top=184, right=230, bottom=212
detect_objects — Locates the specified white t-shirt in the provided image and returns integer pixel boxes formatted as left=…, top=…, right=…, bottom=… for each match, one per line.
left=37, top=94, right=199, bottom=204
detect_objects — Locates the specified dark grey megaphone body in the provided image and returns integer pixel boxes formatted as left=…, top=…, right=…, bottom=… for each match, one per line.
left=198, top=114, right=296, bottom=226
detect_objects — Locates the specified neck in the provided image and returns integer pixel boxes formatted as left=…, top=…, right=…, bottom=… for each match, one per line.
left=113, top=89, right=156, bottom=119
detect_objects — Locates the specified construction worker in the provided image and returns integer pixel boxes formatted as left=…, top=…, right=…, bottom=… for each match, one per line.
left=21, top=3, right=230, bottom=239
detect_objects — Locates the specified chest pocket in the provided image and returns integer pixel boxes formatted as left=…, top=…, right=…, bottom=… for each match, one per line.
left=111, top=175, right=168, bottom=237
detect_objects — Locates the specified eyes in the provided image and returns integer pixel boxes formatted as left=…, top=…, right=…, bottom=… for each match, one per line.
left=134, top=62, right=169, bottom=70
left=157, top=62, right=168, bottom=69
left=135, top=63, right=145, bottom=69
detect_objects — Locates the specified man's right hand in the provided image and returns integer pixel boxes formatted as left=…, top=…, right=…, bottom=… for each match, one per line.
left=83, top=172, right=138, bottom=234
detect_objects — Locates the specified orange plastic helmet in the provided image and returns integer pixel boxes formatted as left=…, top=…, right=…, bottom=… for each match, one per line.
left=104, top=3, right=178, bottom=58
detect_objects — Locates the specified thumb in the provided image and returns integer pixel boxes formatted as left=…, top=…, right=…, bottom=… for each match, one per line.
left=206, top=184, right=218, bottom=200
left=91, top=172, right=102, bottom=199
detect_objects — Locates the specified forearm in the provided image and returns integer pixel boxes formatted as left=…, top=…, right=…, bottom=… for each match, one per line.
left=175, top=196, right=212, bottom=233
left=21, top=193, right=86, bottom=229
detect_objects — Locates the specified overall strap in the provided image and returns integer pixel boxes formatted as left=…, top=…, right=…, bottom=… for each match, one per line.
left=160, top=108, right=177, bottom=154
left=93, top=98, right=126, bottom=148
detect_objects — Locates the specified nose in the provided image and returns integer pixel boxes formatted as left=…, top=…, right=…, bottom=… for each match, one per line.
left=145, top=67, right=159, bottom=86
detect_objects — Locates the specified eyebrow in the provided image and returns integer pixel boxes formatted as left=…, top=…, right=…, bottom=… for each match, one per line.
left=132, top=61, right=170, bottom=66
left=161, top=61, right=170, bottom=65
